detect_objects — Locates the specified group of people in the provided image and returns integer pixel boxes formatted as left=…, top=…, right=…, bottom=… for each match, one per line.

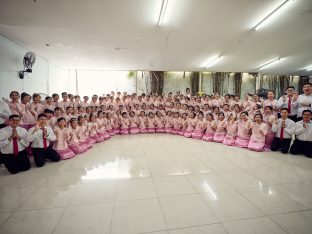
left=0, top=83, right=311, bottom=174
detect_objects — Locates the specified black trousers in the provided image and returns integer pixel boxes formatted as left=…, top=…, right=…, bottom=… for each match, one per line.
left=32, top=147, right=61, bottom=167
left=290, top=139, right=312, bottom=158
left=271, top=137, right=291, bottom=154
left=1, top=150, right=31, bottom=174
left=0, top=124, right=6, bottom=164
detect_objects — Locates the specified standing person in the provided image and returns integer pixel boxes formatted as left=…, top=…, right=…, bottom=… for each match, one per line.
left=297, top=83, right=312, bottom=121
left=27, top=114, right=61, bottom=167
left=271, top=108, right=295, bottom=154
left=276, top=86, right=298, bottom=121
left=290, top=110, right=312, bottom=158
left=0, top=115, right=31, bottom=174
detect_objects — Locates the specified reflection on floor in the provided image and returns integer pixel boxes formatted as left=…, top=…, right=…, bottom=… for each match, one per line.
left=1, top=134, right=312, bottom=234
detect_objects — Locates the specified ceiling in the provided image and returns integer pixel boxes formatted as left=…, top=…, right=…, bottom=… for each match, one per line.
left=0, top=0, right=312, bottom=75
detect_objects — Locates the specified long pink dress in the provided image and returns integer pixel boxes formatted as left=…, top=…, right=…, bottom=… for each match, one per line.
left=96, top=118, right=106, bottom=142
left=78, top=123, right=94, bottom=148
left=213, top=119, right=227, bottom=143
left=88, top=121, right=98, bottom=141
left=146, top=117, right=156, bottom=133
left=53, top=127, right=76, bottom=160
left=202, top=120, right=216, bottom=142
left=138, top=116, right=147, bottom=133
left=172, top=118, right=182, bottom=135
left=247, top=122, right=268, bottom=152
left=129, top=116, right=140, bottom=134
left=120, top=118, right=130, bottom=135
left=67, top=127, right=88, bottom=154
left=106, top=118, right=114, bottom=136
left=165, top=116, right=173, bottom=134
left=222, top=121, right=238, bottom=146
left=192, top=119, right=205, bottom=139
left=21, top=103, right=36, bottom=130
left=184, top=118, right=197, bottom=138
left=112, top=116, right=121, bottom=135
left=155, top=116, right=165, bottom=133
left=263, top=114, right=276, bottom=150
left=234, top=120, right=251, bottom=148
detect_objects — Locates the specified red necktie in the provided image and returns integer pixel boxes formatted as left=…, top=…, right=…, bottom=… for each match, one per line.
left=13, top=137, right=19, bottom=156
left=42, top=128, right=47, bottom=149
left=280, top=121, right=284, bottom=140
left=288, top=97, right=291, bottom=114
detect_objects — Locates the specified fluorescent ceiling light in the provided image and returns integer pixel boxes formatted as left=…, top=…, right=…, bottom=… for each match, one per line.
left=306, top=66, right=312, bottom=71
left=258, top=58, right=282, bottom=70
left=204, top=55, right=222, bottom=68
left=158, top=0, right=169, bottom=26
left=253, top=0, right=292, bottom=31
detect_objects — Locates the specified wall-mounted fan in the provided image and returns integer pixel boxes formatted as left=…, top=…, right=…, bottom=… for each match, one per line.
left=18, top=52, right=36, bottom=79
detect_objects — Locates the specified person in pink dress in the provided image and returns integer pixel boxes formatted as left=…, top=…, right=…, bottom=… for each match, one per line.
left=88, top=113, right=98, bottom=142
left=120, top=112, right=130, bottom=135
left=112, top=110, right=121, bottom=135
left=67, top=118, right=88, bottom=154
left=20, top=92, right=36, bottom=130
left=222, top=114, right=238, bottom=146
left=164, top=111, right=174, bottom=134
left=53, top=117, right=76, bottom=160
left=263, top=106, right=276, bottom=150
left=138, top=111, right=147, bottom=134
left=96, top=111, right=106, bottom=142
left=247, top=113, right=268, bottom=152
left=8, top=91, right=25, bottom=126
left=78, top=115, right=94, bottom=148
left=184, top=112, right=197, bottom=138
left=50, top=107, right=63, bottom=129
left=213, top=112, right=227, bottom=143
left=222, top=104, right=232, bottom=119
left=263, top=90, right=278, bottom=113
left=31, top=93, right=45, bottom=117
left=129, top=111, right=140, bottom=134
left=44, top=96, right=55, bottom=111
left=105, top=112, right=114, bottom=136
left=202, top=113, right=216, bottom=142
left=212, top=106, right=220, bottom=120
left=171, top=112, right=182, bottom=135
left=231, top=104, right=241, bottom=121
left=63, top=106, right=74, bottom=125
left=155, top=111, right=165, bottom=133
left=234, top=111, right=252, bottom=148
left=180, top=113, right=188, bottom=136
left=192, top=111, right=205, bottom=139
left=146, top=112, right=156, bottom=133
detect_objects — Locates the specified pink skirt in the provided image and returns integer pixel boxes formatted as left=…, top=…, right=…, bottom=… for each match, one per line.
left=87, top=137, right=97, bottom=145
left=147, top=127, right=156, bottom=133
left=234, top=137, right=250, bottom=148
left=56, top=148, right=76, bottom=160
left=178, top=130, right=185, bottom=136
left=165, top=127, right=172, bottom=134
left=120, top=128, right=129, bottom=135
left=171, top=128, right=182, bottom=135
left=156, top=127, right=165, bottom=133
left=81, top=139, right=93, bottom=149
left=139, top=128, right=147, bottom=134
left=103, top=131, right=111, bottom=140
left=202, top=133, right=214, bottom=142
left=107, top=129, right=114, bottom=136
left=184, top=130, right=193, bottom=138
left=248, top=140, right=265, bottom=152
left=192, top=130, right=204, bottom=140
left=264, top=132, right=275, bottom=149
left=69, top=143, right=88, bottom=154
left=113, top=127, right=120, bottom=135
left=222, top=135, right=236, bottom=146
left=213, top=132, right=226, bottom=143
left=129, top=127, right=140, bottom=134
left=96, top=133, right=106, bottom=143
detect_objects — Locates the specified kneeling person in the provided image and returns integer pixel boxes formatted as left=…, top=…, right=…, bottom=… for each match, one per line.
left=0, top=115, right=31, bottom=174
left=27, top=114, right=60, bottom=167
left=290, top=110, right=312, bottom=158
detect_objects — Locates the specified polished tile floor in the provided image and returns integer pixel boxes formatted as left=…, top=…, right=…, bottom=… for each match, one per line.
left=0, top=134, right=312, bottom=234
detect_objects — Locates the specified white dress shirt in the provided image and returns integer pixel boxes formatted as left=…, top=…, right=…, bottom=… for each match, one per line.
left=297, top=94, right=312, bottom=117
left=276, top=96, right=298, bottom=116
left=0, top=126, right=29, bottom=154
left=0, top=100, right=11, bottom=125
left=271, top=118, right=295, bottom=139
left=27, top=126, right=56, bottom=148
left=294, top=120, right=312, bottom=142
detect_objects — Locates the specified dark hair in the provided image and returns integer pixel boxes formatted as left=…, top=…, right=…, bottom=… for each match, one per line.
left=70, top=118, right=77, bottom=123
left=45, top=96, right=52, bottom=100
left=206, top=113, right=214, bottom=119
left=264, top=106, right=273, bottom=111
left=52, top=93, right=59, bottom=98
left=254, top=113, right=263, bottom=120
left=57, top=117, right=66, bottom=122
left=10, top=91, right=19, bottom=97
left=54, top=107, right=62, bottom=112
left=280, top=108, right=289, bottom=113
left=302, top=110, right=312, bottom=115
left=66, top=106, right=72, bottom=110
left=43, top=109, right=54, bottom=114
left=37, top=113, right=47, bottom=119
left=303, top=82, right=312, bottom=87
left=61, top=92, right=68, bottom=96
left=78, top=115, right=84, bottom=121
left=9, top=114, right=20, bottom=120
left=32, top=93, right=40, bottom=99
left=286, top=86, right=295, bottom=90
left=21, top=92, right=31, bottom=100
left=241, top=111, right=249, bottom=116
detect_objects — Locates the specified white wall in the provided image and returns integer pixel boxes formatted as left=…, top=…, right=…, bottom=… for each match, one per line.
left=0, top=35, right=73, bottom=98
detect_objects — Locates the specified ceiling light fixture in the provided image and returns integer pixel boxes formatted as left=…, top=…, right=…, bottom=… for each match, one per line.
left=252, top=0, right=292, bottom=31
left=158, top=0, right=169, bottom=26
left=258, top=58, right=282, bottom=70
left=204, top=55, right=222, bottom=68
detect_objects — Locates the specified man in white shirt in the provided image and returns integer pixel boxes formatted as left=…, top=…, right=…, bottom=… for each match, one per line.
left=0, top=99, right=11, bottom=129
left=296, top=83, right=312, bottom=121
left=27, top=114, right=60, bottom=167
left=271, top=108, right=296, bottom=154
left=276, top=86, right=298, bottom=122
left=290, top=110, right=312, bottom=158
left=0, top=115, right=31, bottom=174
